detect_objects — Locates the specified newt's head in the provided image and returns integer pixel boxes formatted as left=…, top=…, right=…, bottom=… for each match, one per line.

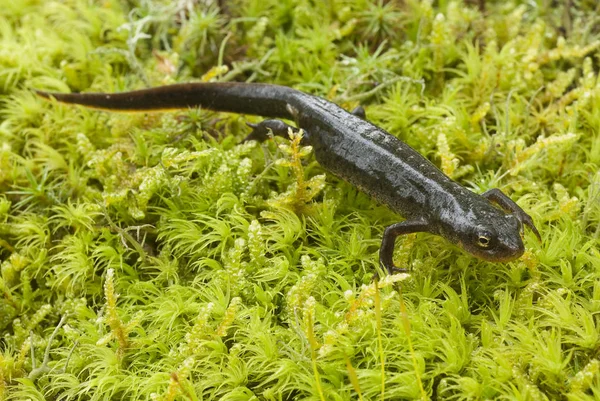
left=457, top=213, right=525, bottom=262
left=438, top=203, right=526, bottom=263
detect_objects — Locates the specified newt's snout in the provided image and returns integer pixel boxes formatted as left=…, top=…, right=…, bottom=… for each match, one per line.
left=475, top=234, right=524, bottom=263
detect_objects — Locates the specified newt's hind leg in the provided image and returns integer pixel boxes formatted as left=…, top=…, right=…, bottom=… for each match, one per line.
left=351, top=106, right=366, bottom=119
left=243, top=119, right=300, bottom=142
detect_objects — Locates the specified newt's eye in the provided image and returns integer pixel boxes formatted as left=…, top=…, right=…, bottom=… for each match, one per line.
left=475, top=232, right=493, bottom=248
left=477, top=236, right=490, bottom=247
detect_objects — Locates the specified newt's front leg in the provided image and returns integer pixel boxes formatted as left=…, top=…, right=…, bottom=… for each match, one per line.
left=482, top=188, right=541, bottom=241
left=379, top=219, right=430, bottom=274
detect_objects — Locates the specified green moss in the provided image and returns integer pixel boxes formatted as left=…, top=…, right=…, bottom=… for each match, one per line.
left=1, top=0, right=600, bottom=399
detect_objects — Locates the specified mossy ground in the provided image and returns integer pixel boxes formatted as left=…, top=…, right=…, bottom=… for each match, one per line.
left=1, top=0, right=600, bottom=400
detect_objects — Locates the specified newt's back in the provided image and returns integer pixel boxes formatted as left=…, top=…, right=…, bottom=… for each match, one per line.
left=294, top=95, right=463, bottom=221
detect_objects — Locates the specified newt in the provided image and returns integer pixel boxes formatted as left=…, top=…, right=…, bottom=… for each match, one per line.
left=36, top=83, right=541, bottom=273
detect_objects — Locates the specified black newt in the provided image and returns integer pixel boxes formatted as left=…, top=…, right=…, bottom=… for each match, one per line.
left=36, top=83, right=541, bottom=273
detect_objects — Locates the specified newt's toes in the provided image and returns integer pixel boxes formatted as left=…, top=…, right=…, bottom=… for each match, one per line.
left=518, top=212, right=541, bottom=242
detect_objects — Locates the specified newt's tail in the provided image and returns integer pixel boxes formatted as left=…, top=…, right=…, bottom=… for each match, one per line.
left=36, top=82, right=298, bottom=119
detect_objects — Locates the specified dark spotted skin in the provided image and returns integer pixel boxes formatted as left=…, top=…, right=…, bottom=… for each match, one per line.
left=36, top=83, right=541, bottom=273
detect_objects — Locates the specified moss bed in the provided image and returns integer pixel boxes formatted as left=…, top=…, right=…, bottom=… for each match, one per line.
left=1, top=0, right=600, bottom=400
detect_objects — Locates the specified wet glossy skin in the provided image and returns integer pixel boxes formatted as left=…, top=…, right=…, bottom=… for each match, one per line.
left=36, top=83, right=541, bottom=273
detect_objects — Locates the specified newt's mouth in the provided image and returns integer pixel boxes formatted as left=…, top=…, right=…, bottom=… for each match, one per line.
left=457, top=240, right=525, bottom=263
left=478, top=250, right=524, bottom=263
